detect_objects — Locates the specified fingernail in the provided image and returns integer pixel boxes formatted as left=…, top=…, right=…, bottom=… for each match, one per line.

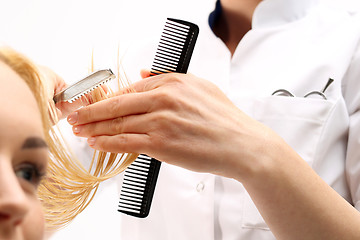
left=73, top=126, right=81, bottom=134
left=67, top=112, right=78, bottom=125
left=88, top=137, right=96, bottom=146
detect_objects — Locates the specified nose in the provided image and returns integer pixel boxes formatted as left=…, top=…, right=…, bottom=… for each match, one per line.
left=0, top=161, right=30, bottom=227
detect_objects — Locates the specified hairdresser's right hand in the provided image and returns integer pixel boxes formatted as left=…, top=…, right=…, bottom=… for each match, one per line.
left=39, top=66, right=85, bottom=120
left=66, top=70, right=286, bottom=182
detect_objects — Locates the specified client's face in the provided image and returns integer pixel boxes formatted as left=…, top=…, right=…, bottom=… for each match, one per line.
left=0, top=61, right=47, bottom=239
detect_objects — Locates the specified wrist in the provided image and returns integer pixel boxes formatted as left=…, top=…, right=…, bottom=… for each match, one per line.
left=230, top=126, right=292, bottom=186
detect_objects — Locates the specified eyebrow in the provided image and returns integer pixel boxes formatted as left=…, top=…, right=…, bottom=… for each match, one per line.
left=21, top=137, right=48, bottom=149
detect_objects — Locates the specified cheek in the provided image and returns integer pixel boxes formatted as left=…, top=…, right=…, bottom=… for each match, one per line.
left=22, top=199, right=45, bottom=240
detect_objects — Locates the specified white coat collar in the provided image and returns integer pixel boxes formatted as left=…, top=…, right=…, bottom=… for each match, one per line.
left=252, top=0, right=320, bottom=28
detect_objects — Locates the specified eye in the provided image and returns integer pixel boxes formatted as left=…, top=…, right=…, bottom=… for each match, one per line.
left=15, top=163, right=45, bottom=187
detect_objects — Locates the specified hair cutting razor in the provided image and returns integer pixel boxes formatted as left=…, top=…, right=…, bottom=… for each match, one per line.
left=53, top=69, right=116, bottom=104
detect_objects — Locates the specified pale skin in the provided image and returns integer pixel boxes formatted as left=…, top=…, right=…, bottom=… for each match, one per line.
left=55, top=0, right=360, bottom=239
left=0, top=61, right=48, bottom=240
left=40, top=65, right=86, bottom=120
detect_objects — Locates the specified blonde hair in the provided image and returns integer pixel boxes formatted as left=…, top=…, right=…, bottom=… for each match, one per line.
left=0, top=47, right=137, bottom=229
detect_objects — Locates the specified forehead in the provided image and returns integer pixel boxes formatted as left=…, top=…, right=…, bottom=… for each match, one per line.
left=0, top=61, right=44, bottom=151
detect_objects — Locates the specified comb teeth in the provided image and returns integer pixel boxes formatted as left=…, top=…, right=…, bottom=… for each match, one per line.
left=118, top=154, right=161, bottom=217
left=118, top=18, right=199, bottom=218
left=151, top=18, right=199, bottom=76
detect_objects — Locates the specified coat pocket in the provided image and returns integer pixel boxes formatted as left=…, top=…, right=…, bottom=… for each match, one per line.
left=237, top=96, right=335, bottom=230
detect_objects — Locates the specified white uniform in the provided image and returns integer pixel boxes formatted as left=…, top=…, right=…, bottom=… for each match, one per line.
left=118, top=0, right=360, bottom=239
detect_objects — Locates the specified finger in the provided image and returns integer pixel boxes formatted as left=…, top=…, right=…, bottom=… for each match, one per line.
left=117, top=76, right=157, bottom=94
left=140, top=69, right=151, bottom=79
left=100, top=84, right=110, bottom=94
left=72, top=113, right=150, bottom=137
left=55, top=97, right=87, bottom=119
left=39, top=65, right=67, bottom=98
left=128, top=73, right=168, bottom=93
left=53, top=75, right=67, bottom=95
left=133, top=72, right=188, bottom=93
left=68, top=92, right=152, bottom=125
left=111, top=69, right=152, bottom=96
left=114, top=72, right=180, bottom=95
left=87, top=134, right=150, bottom=154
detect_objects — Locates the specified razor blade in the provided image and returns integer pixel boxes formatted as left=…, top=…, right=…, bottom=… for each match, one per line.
left=53, top=69, right=116, bottom=104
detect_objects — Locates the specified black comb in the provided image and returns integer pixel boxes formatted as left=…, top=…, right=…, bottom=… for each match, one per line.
left=118, top=18, right=199, bottom=218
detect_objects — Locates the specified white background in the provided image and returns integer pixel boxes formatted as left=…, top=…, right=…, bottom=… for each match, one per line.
left=0, top=0, right=215, bottom=82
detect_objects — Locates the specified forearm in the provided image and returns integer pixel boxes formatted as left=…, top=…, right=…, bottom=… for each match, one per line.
left=238, top=137, right=360, bottom=240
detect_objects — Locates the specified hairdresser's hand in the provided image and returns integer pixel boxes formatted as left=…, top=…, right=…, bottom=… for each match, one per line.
left=67, top=71, right=278, bottom=180
left=39, top=66, right=85, bottom=120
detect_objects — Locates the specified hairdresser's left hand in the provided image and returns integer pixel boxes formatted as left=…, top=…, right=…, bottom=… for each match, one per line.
left=39, top=66, right=85, bottom=120
left=66, top=71, right=279, bottom=180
